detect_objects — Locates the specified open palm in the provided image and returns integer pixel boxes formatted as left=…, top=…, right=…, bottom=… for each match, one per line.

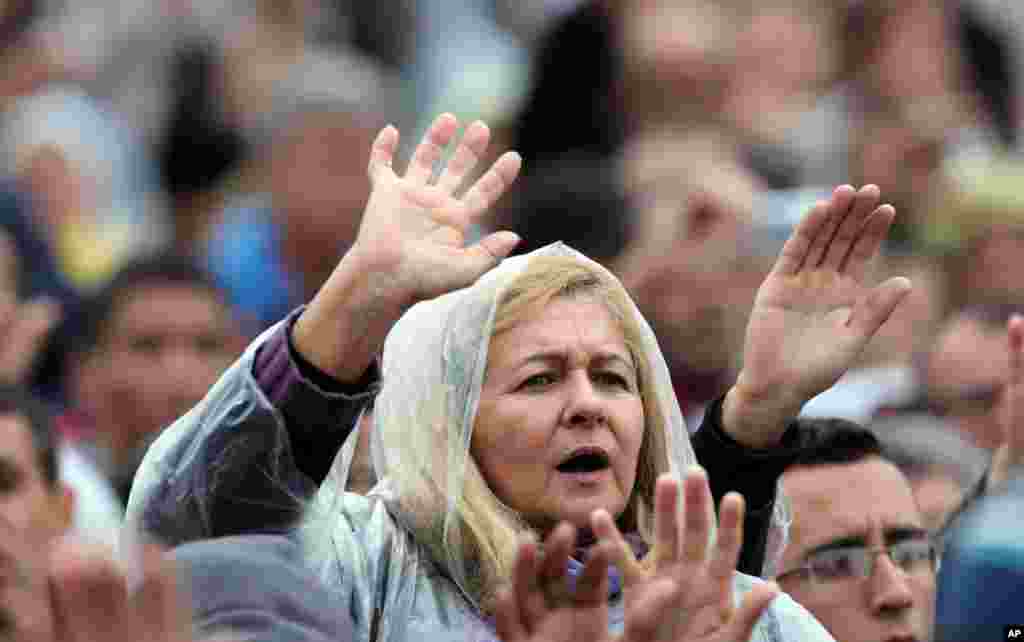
left=734, top=185, right=911, bottom=414
left=354, top=113, right=523, bottom=303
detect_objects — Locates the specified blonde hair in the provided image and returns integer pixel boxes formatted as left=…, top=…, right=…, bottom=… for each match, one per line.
left=424, top=255, right=672, bottom=608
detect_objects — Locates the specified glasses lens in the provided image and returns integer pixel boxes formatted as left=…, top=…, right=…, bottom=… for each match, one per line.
left=808, top=547, right=868, bottom=582
left=889, top=538, right=937, bottom=573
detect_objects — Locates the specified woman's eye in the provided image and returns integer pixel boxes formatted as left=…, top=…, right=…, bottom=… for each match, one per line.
left=595, top=372, right=630, bottom=389
left=520, top=373, right=556, bottom=389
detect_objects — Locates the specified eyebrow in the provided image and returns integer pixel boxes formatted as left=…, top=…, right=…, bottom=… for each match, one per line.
left=516, top=349, right=635, bottom=370
left=804, top=526, right=930, bottom=557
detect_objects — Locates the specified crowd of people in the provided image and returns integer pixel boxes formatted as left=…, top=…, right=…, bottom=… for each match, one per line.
left=2, top=1, right=1024, bottom=641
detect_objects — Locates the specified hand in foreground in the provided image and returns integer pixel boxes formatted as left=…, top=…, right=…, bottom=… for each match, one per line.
left=595, top=470, right=779, bottom=642
left=990, top=315, right=1024, bottom=488
left=724, top=185, right=911, bottom=446
left=0, top=296, right=60, bottom=386
left=295, top=114, right=522, bottom=379
left=496, top=470, right=779, bottom=642
left=49, top=538, right=193, bottom=642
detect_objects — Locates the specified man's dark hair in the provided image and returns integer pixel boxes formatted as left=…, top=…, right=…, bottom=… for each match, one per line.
left=0, top=384, right=58, bottom=487
left=489, top=155, right=634, bottom=267
left=73, top=251, right=228, bottom=358
left=787, top=417, right=884, bottom=469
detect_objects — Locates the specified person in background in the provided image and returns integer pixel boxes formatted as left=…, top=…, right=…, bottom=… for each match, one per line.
left=65, top=253, right=243, bottom=503
left=934, top=475, right=1024, bottom=642
left=206, top=52, right=395, bottom=331
left=871, top=412, right=987, bottom=533
left=772, top=420, right=939, bottom=642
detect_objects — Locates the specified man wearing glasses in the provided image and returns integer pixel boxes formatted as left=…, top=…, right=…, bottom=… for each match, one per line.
left=773, top=420, right=939, bottom=642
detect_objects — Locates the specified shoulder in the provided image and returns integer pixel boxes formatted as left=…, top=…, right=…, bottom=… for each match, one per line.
left=173, top=534, right=355, bottom=642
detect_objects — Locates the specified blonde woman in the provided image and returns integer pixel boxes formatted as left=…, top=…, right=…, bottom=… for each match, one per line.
left=130, top=114, right=909, bottom=642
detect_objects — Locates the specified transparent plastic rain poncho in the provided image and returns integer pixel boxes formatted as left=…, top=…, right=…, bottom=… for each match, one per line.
left=305, top=242, right=792, bottom=612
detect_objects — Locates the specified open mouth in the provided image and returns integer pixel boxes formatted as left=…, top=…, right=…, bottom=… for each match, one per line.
left=556, top=447, right=611, bottom=474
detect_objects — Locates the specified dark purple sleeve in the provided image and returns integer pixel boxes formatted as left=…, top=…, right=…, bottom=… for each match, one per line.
left=252, top=308, right=379, bottom=485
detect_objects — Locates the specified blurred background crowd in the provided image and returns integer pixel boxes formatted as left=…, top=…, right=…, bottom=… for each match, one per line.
left=2, top=0, right=1024, bottom=638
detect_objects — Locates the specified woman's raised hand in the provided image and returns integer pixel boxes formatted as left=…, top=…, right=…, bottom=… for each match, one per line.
left=353, top=113, right=523, bottom=302
left=294, top=114, right=522, bottom=380
left=496, top=471, right=778, bottom=642
left=723, top=185, right=912, bottom=447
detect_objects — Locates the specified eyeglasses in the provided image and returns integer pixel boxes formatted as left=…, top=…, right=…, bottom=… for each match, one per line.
left=776, top=537, right=940, bottom=585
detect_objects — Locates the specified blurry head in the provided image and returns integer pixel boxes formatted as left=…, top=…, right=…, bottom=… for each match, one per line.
left=871, top=412, right=987, bottom=531
left=0, top=384, right=72, bottom=539
left=255, top=51, right=394, bottom=286
left=70, top=253, right=242, bottom=475
left=922, top=304, right=1021, bottom=449
left=934, top=476, right=1024, bottom=642
left=489, top=155, right=635, bottom=269
left=776, top=419, right=937, bottom=642
left=620, top=128, right=762, bottom=379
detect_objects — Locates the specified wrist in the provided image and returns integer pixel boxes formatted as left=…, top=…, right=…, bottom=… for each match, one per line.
left=293, top=250, right=412, bottom=382
left=722, top=379, right=804, bottom=449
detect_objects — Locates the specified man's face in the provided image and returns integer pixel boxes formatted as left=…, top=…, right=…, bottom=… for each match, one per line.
left=926, top=316, right=1007, bottom=449
left=777, top=457, right=936, bottom=642
left=80, top=284, right=241, bottom=461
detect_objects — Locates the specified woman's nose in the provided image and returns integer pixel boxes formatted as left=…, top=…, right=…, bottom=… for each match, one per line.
left=562, top=372, right=606, bottom=427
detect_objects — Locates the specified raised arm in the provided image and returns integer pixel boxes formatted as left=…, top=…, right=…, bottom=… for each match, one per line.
left=722, top=184, right=911, bottom=447
left=293, top=114, right=522, bottom=382
left=127, top=115, right=521, bottom=544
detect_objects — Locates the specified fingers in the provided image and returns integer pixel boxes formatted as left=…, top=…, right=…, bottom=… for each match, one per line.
left=539, top=523, right=576, bottom=607
left=652, top=475, right=681, bottom=566
left=720, top=582, right=779, bottom=642
left=405, top=113, right=460, bottom=186
left=591, top=509, right=643, bottom=586
left=575, top=542, right=612, bottom=606
left=435, top=120, right=490, bottom=195
left=495, top=585, right=529, bottom=642
left=840, top=204, right=895, bottom=282
left=511, top=534, right=548, bottom=634
left=804, top=185, right=856, bottom=268
left=707, top=492, right=745, bottom=586
left=461, top=150, right=522, bottom=220
left=681, top=468, right=712, bottom=566
left=50, top=539, right=129, bottom=642
left=819, top=184, right=880, bottom=271
left=367, top=125, right=400, bottom=183
left=846, top=275, right=912, bottom=338
left=769, top=199, right=831, bottom=277
left=127, top=544, right=189, bottom=642
left=0, top=298, right=61, bottom=384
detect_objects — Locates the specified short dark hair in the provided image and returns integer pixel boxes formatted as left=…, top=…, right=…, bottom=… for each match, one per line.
left=787, top=417, right=884, bottom=470
left=0, top=384, right=58, bottom=487
left=489, top=155, right=634, bottom=267
left=73, top=251, right=228, bottom=357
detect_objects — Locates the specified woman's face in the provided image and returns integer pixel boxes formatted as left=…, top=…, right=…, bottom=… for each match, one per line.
left=472, top=297, right=645, bottom=532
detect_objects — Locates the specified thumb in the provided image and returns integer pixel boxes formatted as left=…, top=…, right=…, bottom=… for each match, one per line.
left=452, top=231, right=520, bottom=281
left=846, top=276, right=912, bottom=339
left=720, top=582, right=778, bottom=642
